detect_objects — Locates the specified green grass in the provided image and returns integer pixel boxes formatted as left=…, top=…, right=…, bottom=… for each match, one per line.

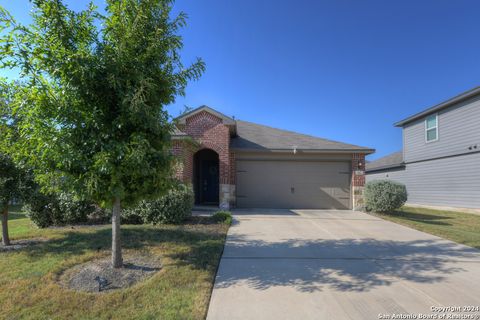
left=1, top=208, right=229, bottom=320
left=7, top=205, right=39, bottom=237
left=374, top=206, right=480, bottom=249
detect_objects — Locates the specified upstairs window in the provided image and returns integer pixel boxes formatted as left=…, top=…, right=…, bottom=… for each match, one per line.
left=425, top=114, right=438, bottom=142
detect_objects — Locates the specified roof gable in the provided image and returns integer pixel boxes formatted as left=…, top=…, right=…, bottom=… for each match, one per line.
left=176, top=105, right=235, bottom=125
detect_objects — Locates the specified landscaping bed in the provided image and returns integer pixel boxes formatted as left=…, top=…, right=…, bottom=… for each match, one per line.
left=0, top=209, right=229, bottom=320
left=59, top=252, right=162, bottom=293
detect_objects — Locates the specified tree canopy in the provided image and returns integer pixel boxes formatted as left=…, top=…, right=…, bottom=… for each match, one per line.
left=0, top=0, right=204, bottom=206
left=0, top=0, right=204, bottom=264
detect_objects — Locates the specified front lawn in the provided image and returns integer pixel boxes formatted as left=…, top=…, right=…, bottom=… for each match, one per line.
left=374, top=206, right=480, bottom=249
left=0, top=208, right=229, bottom=320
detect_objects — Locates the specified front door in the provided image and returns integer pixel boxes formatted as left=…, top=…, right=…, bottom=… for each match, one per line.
left=199, top=159, right=219, bottom=204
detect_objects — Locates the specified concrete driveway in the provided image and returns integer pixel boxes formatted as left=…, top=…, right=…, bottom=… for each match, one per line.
left=207, top=209, right=480, bottom=320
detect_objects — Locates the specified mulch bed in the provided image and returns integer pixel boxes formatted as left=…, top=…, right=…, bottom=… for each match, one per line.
left=59, top=253, right=162, bottom=293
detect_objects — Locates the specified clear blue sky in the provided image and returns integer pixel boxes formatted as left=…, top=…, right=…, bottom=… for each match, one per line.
left=1, top=0, right=479, bottom=160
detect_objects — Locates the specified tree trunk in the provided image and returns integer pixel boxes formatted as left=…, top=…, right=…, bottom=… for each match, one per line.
left=111, top=197, right=123, bottom=268
left=1, top=203, right=10, bottom=246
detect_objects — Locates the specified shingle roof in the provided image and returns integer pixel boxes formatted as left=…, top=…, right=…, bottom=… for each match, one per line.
left=395, top=86, right=480, bottom=127
left=366, top=151, right=404, bottom=172
left=230, top=120, right=374, bottom=153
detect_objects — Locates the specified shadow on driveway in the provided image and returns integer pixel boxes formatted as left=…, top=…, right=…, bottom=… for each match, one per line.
left=215, top=236, right=480, bottom=293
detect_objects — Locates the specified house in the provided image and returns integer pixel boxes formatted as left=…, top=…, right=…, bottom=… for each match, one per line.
left=172, top=106, right=374, bottom=210
left=366, top=86, right=480, bottom=210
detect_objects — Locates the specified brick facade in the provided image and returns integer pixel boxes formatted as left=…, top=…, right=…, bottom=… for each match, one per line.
left=173, top=109, right=368, bottom=210
left=172, top=139, right=193, bottom=183
left=173, top=111, right=235, bottom=208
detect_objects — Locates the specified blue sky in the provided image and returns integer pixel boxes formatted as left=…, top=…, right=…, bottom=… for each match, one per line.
left=1, top=0, right=479, bottom=160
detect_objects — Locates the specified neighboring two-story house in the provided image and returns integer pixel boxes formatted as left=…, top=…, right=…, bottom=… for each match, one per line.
left=366, top=86, right=480, bottom=210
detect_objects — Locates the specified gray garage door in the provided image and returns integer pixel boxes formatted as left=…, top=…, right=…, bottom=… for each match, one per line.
left=236, top=160, right=351, bottom=209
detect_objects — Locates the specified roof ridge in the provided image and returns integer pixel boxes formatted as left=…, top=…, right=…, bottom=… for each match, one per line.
left=395, top=85, right=480, bottom=127
left=236, top=119, right=371, bottom=150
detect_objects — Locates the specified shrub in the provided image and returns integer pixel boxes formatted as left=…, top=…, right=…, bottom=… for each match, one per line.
left=25, top=191, right=101, bottom=227
left=124, top=184, right=194, bottom=225
left=56, top=193, right=97, bottom=225
left=87, top=205, right=110, bottom=224
left=212, top=211, right=232, bottom=225
left=121, top=207, right=144, bottom=225
left=148, top=184, right=194, bottom=224
left=26, top=184, right=194, bottom=227
left=23, top=192, right=57, bottom=228
left=364, top=180, right=407, bottom=213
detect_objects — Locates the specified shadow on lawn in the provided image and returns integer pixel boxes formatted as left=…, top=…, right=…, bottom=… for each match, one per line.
left=388, top=211, right=454, bottom=226
left=22, top=217, right=226, bottom=272
left=215, top=235, right=480, bottom=293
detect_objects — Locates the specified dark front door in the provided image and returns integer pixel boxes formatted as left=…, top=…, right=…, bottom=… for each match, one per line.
left=199, top=159, right=219, bottom=204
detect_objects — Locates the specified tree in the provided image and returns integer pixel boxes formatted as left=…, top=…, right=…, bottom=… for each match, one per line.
left=0, top=0, right=204, bottom=267
left=0, top=153, right=33, bottom=246
left=0, top=154, right=19, bottom=246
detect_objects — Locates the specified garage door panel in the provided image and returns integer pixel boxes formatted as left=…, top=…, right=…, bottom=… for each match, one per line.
left=236, top=160, right=351, bottom=209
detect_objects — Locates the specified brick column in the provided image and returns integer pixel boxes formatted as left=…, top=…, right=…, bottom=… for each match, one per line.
left=352, top=153, right=366, bottom=210
left=220, top=151, right=236, bottom=209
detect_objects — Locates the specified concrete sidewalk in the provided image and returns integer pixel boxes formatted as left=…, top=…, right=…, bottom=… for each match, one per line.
left=207, top=209, right=480, bottom=320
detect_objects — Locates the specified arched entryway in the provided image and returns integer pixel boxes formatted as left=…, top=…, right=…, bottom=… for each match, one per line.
left=193, top=149, right=220, bottom=205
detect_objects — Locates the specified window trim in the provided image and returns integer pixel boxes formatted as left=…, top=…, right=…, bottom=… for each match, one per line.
left=425, top=113, right=439, bottom=143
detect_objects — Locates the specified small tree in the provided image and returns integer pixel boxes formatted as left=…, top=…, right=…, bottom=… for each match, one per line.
left=0, top=154, right=32, bottom=246
left=0, top=0, right=204, bottom=266
left=0, top=154, right=17, bottom=246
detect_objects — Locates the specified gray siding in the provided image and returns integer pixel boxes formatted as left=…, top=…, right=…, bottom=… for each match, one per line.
left=366, top=152, right=480, bottom=209
left=366, top=167, right=406, bottom=184
left=403, top=95, right=480, bottom=163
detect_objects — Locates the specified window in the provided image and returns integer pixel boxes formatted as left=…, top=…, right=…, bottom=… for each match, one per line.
left=425, top=114, right=438, bottom=142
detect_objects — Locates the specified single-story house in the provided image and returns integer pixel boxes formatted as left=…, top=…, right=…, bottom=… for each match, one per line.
left=366, top=86, right=480, bottom=211
left=172, top=106, right=374, bottom=210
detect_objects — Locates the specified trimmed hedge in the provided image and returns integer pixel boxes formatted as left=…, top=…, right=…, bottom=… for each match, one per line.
left=122, top=184, right=194, bottom=225
left=364, top=180, right=407, bottom=213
